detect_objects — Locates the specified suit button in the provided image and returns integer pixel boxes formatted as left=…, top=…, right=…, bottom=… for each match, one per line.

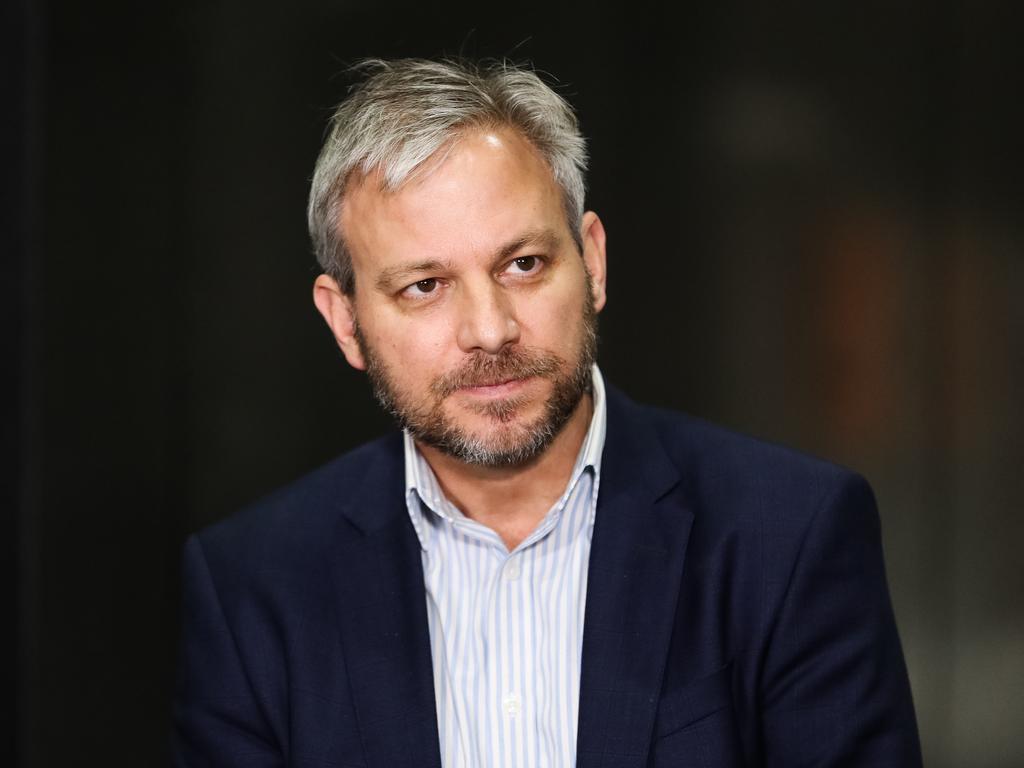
left=503, top=693, right=521, bottom=716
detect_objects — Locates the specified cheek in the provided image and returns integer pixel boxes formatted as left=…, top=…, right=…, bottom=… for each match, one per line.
left=373, top=315, right=456, bottom=375
left=519, top=284, right=589, bottom=348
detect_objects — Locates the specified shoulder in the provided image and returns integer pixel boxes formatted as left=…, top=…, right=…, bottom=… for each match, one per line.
left=607, top=385, right=873, bottom=538
left=651, top=403, right=855, bottom=499
left=191, top=431, right=403, bottom=577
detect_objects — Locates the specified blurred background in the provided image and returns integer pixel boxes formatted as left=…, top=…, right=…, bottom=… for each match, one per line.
left=6, top=0, right=1022, bottom=765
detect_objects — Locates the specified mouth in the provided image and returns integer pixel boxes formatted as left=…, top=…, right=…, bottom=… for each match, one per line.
left=456, top=376, right=534, bottom=399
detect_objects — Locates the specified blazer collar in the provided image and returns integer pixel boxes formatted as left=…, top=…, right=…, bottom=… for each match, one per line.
left=328, top=431, right=442, bottom=768
left=576, top=385, right=695, bottom=768
left=333, top=431, right=407, bottom=535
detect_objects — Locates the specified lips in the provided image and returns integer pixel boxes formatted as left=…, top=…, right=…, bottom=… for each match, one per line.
left=430, top=348, right=562, bottom=399
left=457, top=376, right=533, bottom=397
left=462, top=377, right=518, bottom=389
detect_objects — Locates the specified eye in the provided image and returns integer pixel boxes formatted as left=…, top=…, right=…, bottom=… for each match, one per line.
left=506, top=256, right=542, bottom=275
left=400, top=277, right=441, bottom=299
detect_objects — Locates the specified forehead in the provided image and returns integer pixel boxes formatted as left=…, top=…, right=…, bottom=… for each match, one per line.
left=340, top=127, right=566, bottom=270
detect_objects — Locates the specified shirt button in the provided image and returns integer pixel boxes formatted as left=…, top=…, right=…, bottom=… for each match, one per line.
left=503, top=693, right=521, bottom=716
left=504, top=560, right=521, bottom=580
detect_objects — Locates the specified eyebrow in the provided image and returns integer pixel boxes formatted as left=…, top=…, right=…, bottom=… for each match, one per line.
left=493, top=228, right=562, bottom=262
left=373, top=228, right=564, bottom=293
left=375, top=260, right=452, bottom=292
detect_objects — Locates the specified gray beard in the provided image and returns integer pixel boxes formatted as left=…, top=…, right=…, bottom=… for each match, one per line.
left=356, top=297, right=597, bottom=468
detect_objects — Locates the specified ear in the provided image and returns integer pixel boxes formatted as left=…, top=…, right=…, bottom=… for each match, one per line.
left=312, top=274, right=367, bottom=370
left=580, top=211, right=608, bottom=313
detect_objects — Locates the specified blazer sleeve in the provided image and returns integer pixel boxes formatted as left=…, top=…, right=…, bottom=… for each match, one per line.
left=172, top=535, right=285, bottom=768
left=759, top=473, right=923, bottom=767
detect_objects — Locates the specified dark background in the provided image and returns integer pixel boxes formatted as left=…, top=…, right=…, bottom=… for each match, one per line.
left=8, top=1, right=1023, bottom=765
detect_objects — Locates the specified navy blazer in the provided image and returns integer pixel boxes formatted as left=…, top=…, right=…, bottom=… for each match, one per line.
left=173, top=385, right=922, bottom=767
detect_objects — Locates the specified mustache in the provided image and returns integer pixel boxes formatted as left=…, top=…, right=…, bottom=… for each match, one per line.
left=431, top=347, right=563, bottom=398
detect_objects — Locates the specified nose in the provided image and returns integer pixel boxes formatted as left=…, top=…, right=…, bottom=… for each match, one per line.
left=455, top=282, right=520, bottom=354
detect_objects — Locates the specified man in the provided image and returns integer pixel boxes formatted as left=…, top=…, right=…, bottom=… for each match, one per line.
left=173, top=59, right=922, bottom=767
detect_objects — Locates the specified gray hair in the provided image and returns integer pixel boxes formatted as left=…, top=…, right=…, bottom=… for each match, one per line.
left=307, top=58, right=589, bottom=294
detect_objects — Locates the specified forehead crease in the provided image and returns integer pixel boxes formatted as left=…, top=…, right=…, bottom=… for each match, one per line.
left=343, top=128, right=568, bottom=279
left=375, top=226, right=556, bottom=280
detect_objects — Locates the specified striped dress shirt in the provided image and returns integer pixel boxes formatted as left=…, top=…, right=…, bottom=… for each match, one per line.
left=403, top=365, right=607, bottom=768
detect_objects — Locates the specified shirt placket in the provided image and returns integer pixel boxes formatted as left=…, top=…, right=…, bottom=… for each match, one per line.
left=495, top=545, right=534, bottom=768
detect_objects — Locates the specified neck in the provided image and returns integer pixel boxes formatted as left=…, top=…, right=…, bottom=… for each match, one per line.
left=417, top=392, right=593, bottom=551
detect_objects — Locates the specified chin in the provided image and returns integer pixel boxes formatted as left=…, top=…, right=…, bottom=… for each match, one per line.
left=456, top=395, right=546, bottom=427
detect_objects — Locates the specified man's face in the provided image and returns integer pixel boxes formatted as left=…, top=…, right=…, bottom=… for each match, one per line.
left=320, top=127, right=607, bottom=467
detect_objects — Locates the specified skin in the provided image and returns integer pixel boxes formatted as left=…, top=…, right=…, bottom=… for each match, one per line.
left=313, top=127, right=607, bottom=550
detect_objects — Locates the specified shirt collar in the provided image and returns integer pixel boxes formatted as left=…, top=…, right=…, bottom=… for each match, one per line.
left=404, top=364, right=607, bottom=552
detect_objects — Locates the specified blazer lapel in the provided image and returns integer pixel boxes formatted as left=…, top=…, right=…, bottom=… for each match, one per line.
left=577, top=389, right=695, bottom=768
left=328, top=435, right=442, bottom=768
